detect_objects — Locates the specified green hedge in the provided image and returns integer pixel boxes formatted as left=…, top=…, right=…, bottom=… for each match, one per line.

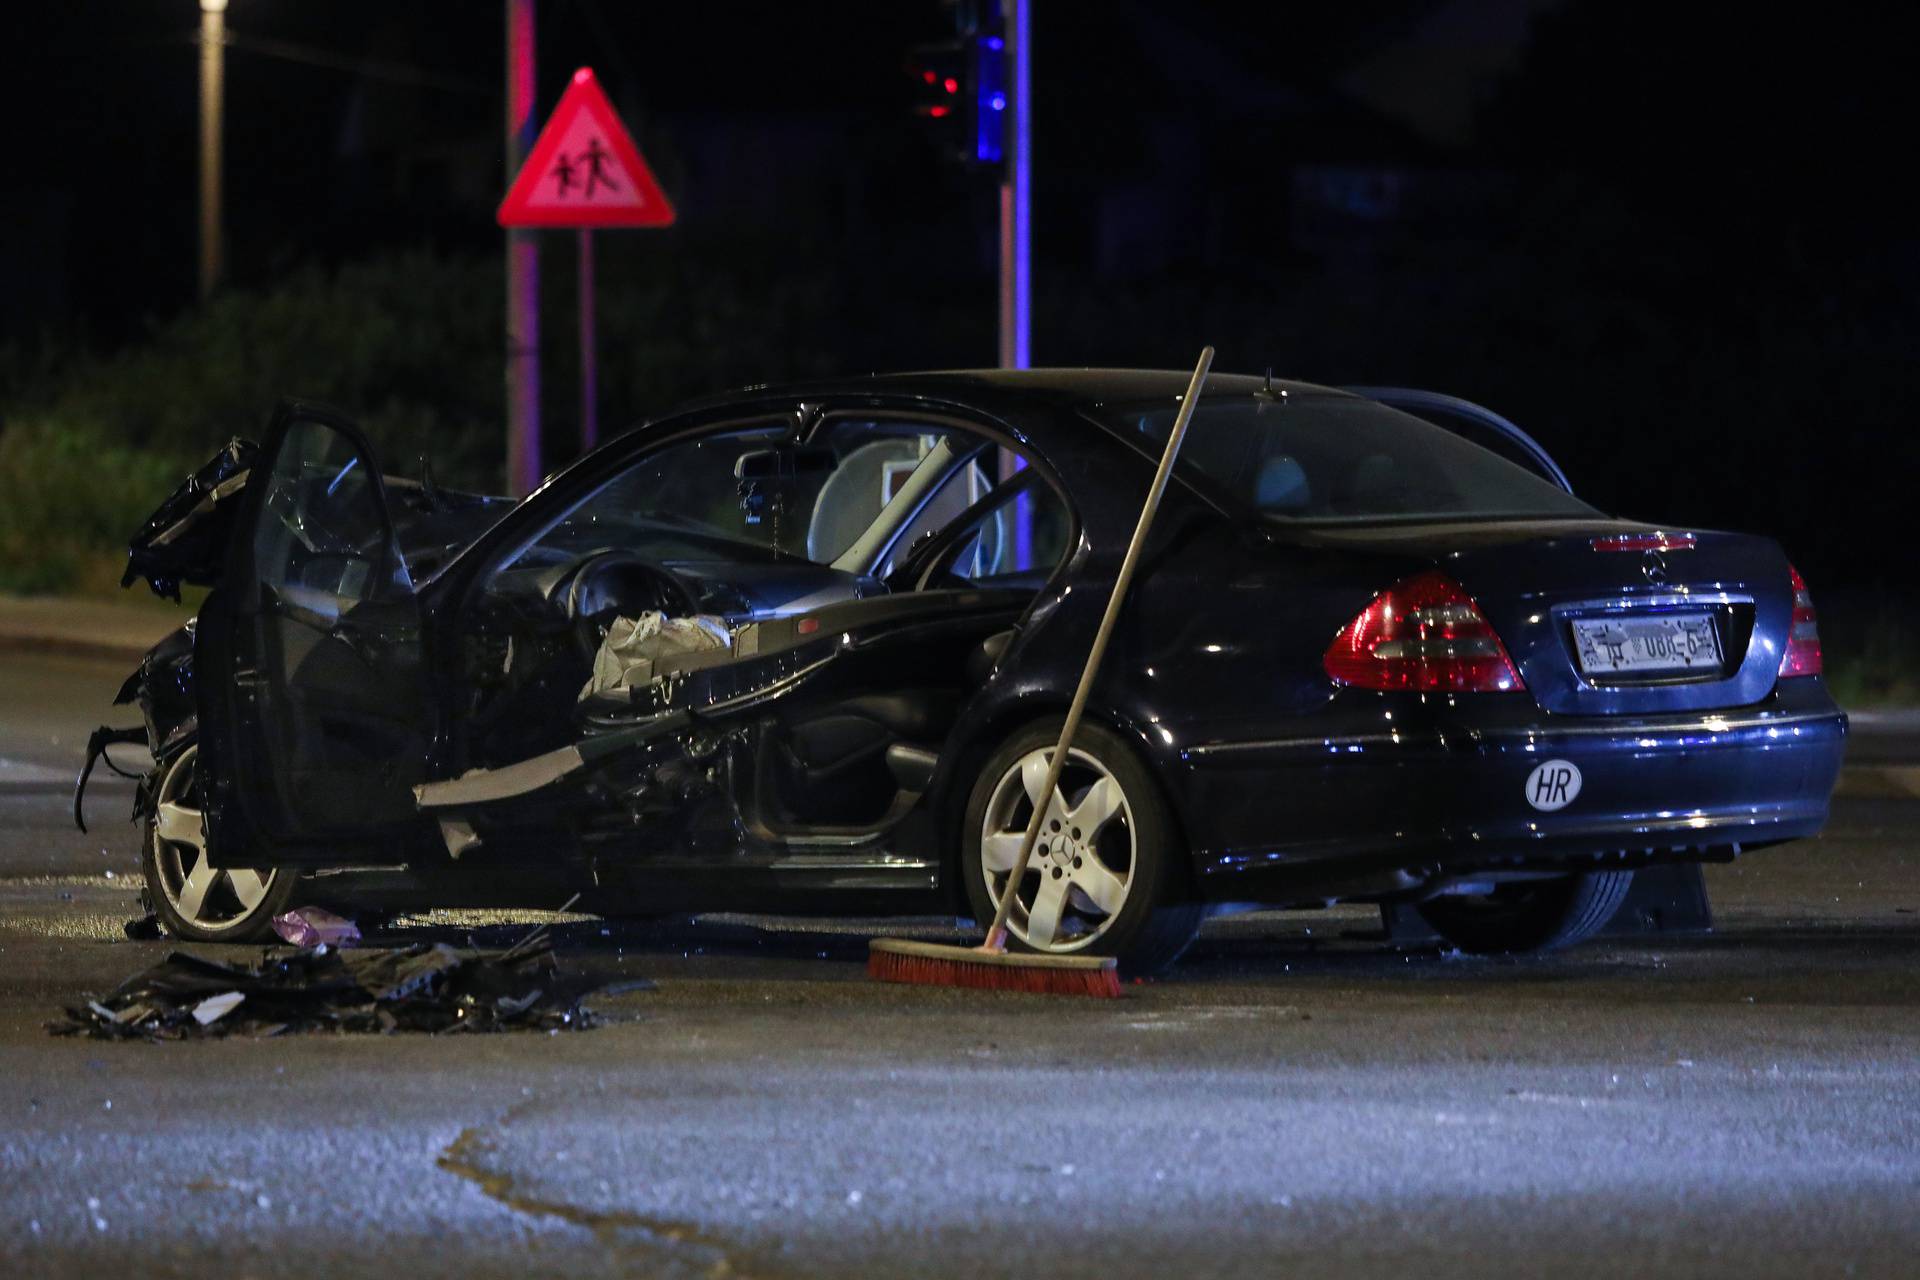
left=0, top=252, right=508, bottom=596
left=0, top=244, right=851, bottom=598
left=0, top=420, right=195, bottom=596
left=36, top=251, right=506, bottom=490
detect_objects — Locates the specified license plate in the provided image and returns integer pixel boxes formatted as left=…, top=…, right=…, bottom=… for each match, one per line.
left=1571, top=612, right=1721, bottom=677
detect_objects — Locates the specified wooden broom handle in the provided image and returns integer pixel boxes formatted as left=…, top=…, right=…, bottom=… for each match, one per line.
left=983, top=346, right=1215, bottom=952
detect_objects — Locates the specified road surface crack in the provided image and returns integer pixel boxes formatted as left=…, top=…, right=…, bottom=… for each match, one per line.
left=437, top=1119, right=766, bottom=1278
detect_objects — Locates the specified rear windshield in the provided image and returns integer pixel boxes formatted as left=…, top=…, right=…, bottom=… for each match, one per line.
left=1097, top=393, right=1598, bottom=523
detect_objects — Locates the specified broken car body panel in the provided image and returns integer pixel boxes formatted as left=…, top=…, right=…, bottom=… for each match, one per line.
left=122, top=439, right=258, bottom=601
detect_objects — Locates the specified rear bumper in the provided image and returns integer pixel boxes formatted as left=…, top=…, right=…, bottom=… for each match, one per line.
left=1177, top=679, right=1847, bottom=893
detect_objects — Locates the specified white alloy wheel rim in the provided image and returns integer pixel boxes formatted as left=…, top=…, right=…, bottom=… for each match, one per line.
left=152, top=746, right=277, bottom=931
left=979, top=745, right=1136, bottom=952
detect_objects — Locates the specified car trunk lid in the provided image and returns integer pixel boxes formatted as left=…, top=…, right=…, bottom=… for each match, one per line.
left=1303, top=517, right=1798, bottom=714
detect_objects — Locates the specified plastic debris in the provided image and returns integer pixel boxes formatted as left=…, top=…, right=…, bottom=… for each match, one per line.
left=191, top=991, right=245, bottom=1025
left=48, top=941, right=601, bottom=1040
left=271, top=906, right=362, bottom=949
left=122, top=913, right=163, bottom=941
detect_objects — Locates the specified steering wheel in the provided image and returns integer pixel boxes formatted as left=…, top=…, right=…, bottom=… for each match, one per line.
left=563, top=551, right=700, bottom=662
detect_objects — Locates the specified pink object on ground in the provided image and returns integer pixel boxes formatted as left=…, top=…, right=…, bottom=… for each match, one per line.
left=271, top=906, right=361, bottom=949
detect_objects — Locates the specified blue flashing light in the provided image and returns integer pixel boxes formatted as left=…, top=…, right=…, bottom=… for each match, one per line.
left=972, top=30, right=1007, bottom=165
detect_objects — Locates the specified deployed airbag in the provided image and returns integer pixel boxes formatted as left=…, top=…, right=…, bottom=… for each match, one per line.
left=581, top=610, right=733, bottom=700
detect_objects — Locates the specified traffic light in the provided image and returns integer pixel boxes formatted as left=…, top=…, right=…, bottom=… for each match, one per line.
left=907, top=38, right=971, bottom=162
left=906, top=6, right=1007, bottom=168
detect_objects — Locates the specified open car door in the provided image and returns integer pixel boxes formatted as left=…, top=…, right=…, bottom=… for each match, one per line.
left=197, top=401, right=429, bottom=868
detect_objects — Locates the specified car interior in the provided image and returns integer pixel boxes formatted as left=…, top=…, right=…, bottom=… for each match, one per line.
left=451, top=413, right=1074, bottom=837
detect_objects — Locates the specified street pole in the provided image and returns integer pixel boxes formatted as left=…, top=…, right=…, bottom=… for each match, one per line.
left=997, top=0, right=1030, bottom=370
left=504, top=0, right=543, bottom=496
left=997, top=0, right=1033, bottom=566
left=197, top=0, right=226, bottom=300
left=578, top=229, right=598, bottom=451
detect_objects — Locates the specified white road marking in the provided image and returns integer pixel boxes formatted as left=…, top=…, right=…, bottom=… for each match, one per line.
left=0, top=756, right=74, bottom=785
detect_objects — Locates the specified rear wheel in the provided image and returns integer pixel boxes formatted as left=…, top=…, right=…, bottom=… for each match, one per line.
left=1415, top=869, right=1634, bottom=954
left=142, top=743, right=297, bottom=942
left=961, top=720, right=1202, bottom=976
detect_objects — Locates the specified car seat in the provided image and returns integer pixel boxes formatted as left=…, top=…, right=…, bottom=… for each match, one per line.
left=1254, top=455, right=1312, bottom=514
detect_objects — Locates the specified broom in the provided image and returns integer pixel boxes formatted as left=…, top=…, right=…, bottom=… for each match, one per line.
left=869, top=346, right=1215, bottom=996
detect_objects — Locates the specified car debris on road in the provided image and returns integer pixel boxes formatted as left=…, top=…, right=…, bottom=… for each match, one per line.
left=48, top=940, right=602, bottom=1040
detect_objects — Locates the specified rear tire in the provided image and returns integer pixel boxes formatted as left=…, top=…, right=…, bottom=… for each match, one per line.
left=1415, top=869, right=1634, bottom=954
left=960, top=719, right=1203, bottom=976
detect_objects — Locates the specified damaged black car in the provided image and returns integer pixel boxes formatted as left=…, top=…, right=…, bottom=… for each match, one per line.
left=79, top=371, right=1845, bottom=973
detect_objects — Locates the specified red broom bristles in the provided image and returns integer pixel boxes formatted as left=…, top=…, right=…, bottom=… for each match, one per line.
left=867, top=948, right=1123, bottom=998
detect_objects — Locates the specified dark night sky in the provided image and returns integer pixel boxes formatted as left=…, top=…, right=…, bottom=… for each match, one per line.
left=3, top=1, right=1917, bottom=597
left=8, top=2, right=1913, bottom=334
left=1, top=0, right=1458, bottom=325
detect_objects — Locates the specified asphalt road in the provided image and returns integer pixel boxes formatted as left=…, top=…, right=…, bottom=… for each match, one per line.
left=3, top=651, right=1918, bottom=1278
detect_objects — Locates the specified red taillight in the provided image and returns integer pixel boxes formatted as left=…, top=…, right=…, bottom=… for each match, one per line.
left=1778, top=565, right=1822, bottom=677
left=1590, top=531, right=1697, bottom=552
left=1323, top=570, right=1525, bottom=692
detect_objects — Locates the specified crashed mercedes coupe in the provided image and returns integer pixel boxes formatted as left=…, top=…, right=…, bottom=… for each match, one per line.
left=79, top=370, right=1848, bottom=972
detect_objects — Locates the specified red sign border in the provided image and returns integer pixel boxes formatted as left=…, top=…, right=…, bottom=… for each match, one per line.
left=497, top=66, right=677, bottom=229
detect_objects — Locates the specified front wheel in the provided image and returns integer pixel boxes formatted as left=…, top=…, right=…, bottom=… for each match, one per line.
left=960, top=720, right=1202, bottom=976
left=142, top=743, right=297, bottom=942
left=1415, top=869, right=1634, bottom=954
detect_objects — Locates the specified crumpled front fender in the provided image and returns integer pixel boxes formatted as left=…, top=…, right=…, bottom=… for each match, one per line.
left=122, top=438, right=257, bottom=601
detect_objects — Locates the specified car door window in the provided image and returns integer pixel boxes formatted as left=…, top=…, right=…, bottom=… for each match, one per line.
left=869, top=449, right=998, bottom=578
left=253, top=416, right=412, bottom=608
left=505, top=417, right=997, bottom=574
left=803, top=417, right=998, bottom=571
left=930, top=474, right=1073, bottom=587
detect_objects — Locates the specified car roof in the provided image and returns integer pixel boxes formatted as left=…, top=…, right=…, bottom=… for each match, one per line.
left=667, top=367, right=1359, bottom=418
left=611, top=369, right=1369, bottom=526
left=837, top=368, right=1347, bottom=402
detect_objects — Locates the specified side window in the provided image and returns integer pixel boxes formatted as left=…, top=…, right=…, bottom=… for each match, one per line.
left=494, top=412, right=1058, bottom=586
left=805, top=418, right=998, bottom=569
left=506, top=416, right=993, bottom=574
left=940, top=479, right=1072, bottom=586
left=253, top=417, right=409, bottom=604
left=870, top=452, right=997, bottom=579
left=805, top=421, right=962, bottom=564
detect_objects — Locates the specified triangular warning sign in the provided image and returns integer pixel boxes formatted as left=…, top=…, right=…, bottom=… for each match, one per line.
left=498, top=67, right=677, bottom=229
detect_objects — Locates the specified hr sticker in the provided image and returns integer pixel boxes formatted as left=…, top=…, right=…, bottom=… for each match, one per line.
left=1524, top=759, right=1582, bottom=811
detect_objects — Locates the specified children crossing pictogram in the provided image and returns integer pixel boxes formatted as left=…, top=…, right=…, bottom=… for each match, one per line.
left=498, top=67, right=675, bottom=228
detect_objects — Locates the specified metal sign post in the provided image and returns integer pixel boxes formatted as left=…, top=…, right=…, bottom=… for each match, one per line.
left=504, top=0, right=542, bottom=497
left=997, top=0, right=1031, bottom=371
left=578, top=229, right=598, bottom=450
left=997, top=0, right=1033, bottom=569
